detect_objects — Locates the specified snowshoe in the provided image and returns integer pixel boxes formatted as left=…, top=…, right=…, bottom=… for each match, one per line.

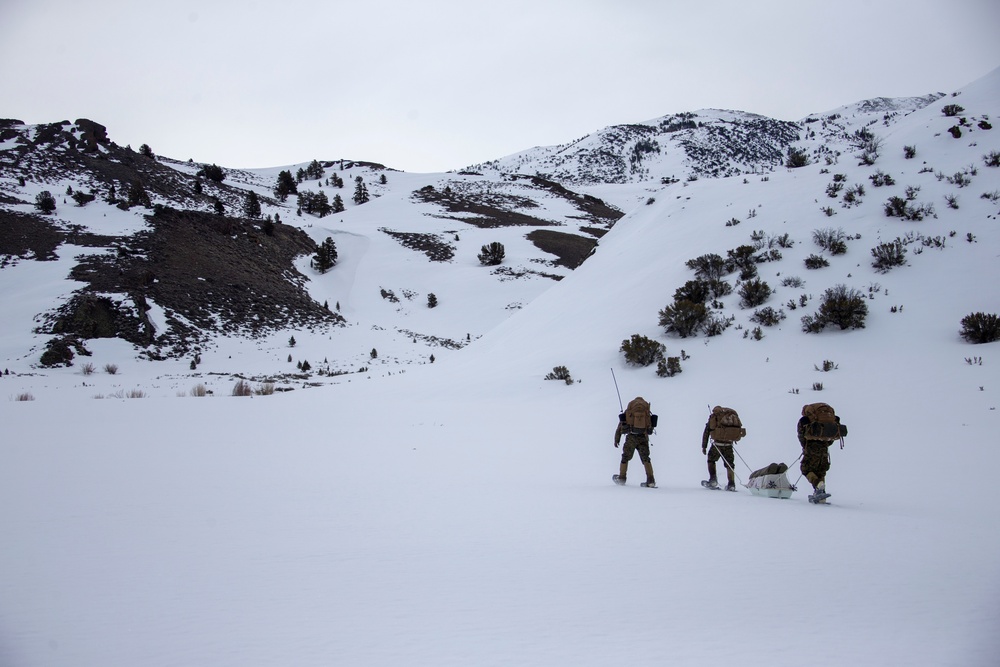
left=808, top=491, right=831, bottom=504
left=640, top=481, right=657, bottom=488
left=701, top=480, right=720, bottom=490
left=612, top=474, right=626, bottom=486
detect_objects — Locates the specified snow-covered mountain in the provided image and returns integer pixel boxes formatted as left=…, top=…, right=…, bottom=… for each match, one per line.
left=1, top=68, right=999, bottom=667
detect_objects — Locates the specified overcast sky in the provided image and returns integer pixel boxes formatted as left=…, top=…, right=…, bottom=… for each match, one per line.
left=3, top=0, right=999, bottom=173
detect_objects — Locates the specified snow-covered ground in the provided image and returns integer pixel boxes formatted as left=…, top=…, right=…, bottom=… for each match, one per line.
left=2, top=69, right=1000, bottom=666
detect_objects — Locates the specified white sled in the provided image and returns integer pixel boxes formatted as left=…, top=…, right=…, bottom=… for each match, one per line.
left=747, top=462, right=796, bottom=499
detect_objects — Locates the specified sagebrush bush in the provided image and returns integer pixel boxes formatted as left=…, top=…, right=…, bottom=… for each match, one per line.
left=871, top=240, right=907, bottom=273
left=656, top=356, right=682, bottom=377
left=232, top=380, right=253, bottom=397
left=685, top=253, right=727, bottom=281
left=813, top=227, right=847, bottom=255
left=190, top=383, right=208, bottom=397
left=803, top=284, right=868, bottom=332
left=658, top=300, right=708, bottom=337
left=942, top=103, right=965, bottom=117
left=544, top=366, right=574, bottom=384
left=751, top=306, right=786, bottom=327
left=959, top=312, right=1000, bottom=344
left=704, top=313, right=734, bottom=337
left=738, top=279, right=772, bottom=308
left=620, top=334, right=665, bottom=367
left=804, top=254, right=829, bottom=270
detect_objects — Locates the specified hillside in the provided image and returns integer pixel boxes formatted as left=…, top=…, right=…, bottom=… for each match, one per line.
left=1, top=67, right=1000, bottom=667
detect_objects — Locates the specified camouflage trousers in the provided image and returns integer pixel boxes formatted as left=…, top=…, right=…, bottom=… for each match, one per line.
left=707, top=442, right=735, bottom=469
left=800, top=441, right=832, bottom=481
left=620, top=433, right=651, bottom=464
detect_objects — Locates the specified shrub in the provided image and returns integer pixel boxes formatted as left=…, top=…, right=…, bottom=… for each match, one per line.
left=813, top=227, right=847, bottom=255
left=656, top=356, right=682, bottom=377
left=704, top=313, right=735, bottom=337
left=948, top=125, right=962, bottom=139
left=255, top=383, right=276, bottom=396
left=126, top=389, right=146, bottom=399
left=478, top=242, right=505, bottom=266
left=804, top=254, right=829, bottom=270
left=781, top=276, right=804, bottom=288
left=805, top=284, right=868, bottom=332
left=959, top=312, right=1000, bottom=344
left=232, top=380, right=253, bottom=397
left=104, top=363, right=118, bottom=375
left=942, top=104, right=965, bottom=117
left=427, top=293, right=438, bottom=308
left=815, top=360, right=839, bottom=372
left=871, top=240, right=907, bottom=273
left=658, top=300, right=708, bottom=337
left=72, top=191, right=96, bottom=206
left=14, top=392, right=35, bottom=401
left=738, top=279, right=771, bottom=308
left=984, top=151, right=1000, bottom=168
left=751, top=306, right=786, bottom=327
left=685, top=253, right=727, bottom=281
left=620, top=334, right=665, bottom=367
left=81, top=362, right=95, bottom=375
left=904, top=145, right=916, bottom=159
left=544, top=366, right=574, bottom=385
left=673, top=280, right=711, bottom=304
left=34, top=190, right=56, bottom=214
left=190, top=383, right=208, bottom=397
left=786, top=147, right=810, bottom=168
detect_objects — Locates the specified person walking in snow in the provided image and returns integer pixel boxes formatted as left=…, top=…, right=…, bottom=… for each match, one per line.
left=796, top=403, right=847, bottom=504
left=701, top=406, right=746, bottom=491
left=613, top=396, right=657, bottom=487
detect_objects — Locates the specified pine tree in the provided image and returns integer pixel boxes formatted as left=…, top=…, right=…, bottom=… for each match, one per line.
left=243, top=190, right=261, bottom=218
left=274, top=170, right=297, bottom=201
left=353, top=176, right=369, bottom=205
left=332, top=194, right=345, bottom=213
left=312, top=237, right=338, bottom=273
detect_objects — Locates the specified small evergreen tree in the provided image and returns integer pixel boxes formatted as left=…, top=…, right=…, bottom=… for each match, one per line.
left=200, top=163, right=225, bottom=182
left=243, top=190, right=261, bottom=218
left=34, top=190, right=56, bottom=214
left=274, top=170, right=297, bottom=201
left=139, top=143, right=155, bottom=158
left=427, top=293, right=438, bottom=308
left=353, top=176, right=370, bottom=204
left=478, top=242, right=506, bottom=266
left=312, top=237, right=338, bottom=273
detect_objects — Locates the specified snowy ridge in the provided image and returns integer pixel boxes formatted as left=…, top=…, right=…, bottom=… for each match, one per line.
left=1, top=67, right=1000, bottom=667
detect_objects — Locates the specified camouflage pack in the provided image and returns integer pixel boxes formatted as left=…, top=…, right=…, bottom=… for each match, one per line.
left=801, top=402, right=847, bottom=441
left=708, top=406, right=746, bottom=442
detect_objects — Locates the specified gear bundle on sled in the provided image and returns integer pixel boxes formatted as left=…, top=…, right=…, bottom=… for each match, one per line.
left=746, top=462, right=796, bottom=499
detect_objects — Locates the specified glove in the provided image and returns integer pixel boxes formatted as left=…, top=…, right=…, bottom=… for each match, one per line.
left=614, top=441, right=620, bottom=448
left=702, top=448, right=707, bottom=455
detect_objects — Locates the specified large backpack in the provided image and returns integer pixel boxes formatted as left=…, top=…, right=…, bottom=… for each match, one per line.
left=708, top=406, right=746, bottom=443
left=801, top=402, right=848, bottom=441
left=623, top=397, right=657, bottom=434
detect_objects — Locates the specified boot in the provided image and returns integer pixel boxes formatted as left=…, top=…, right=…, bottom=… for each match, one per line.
left=725, top=467, right=736, bottom=492
left=642, top=460, right=656, bottom=487
left=705, top=461, right=718, bottom=488
left=613, top=462, right=628, bottom=485
left=806, top=472, right=819, bottom=489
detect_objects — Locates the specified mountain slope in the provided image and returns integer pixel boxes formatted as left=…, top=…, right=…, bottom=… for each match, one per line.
left=1, top=68, right=999, bottom=667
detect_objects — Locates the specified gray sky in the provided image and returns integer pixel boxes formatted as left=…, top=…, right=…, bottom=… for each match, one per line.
left=3, top=0, right=999, bottom=173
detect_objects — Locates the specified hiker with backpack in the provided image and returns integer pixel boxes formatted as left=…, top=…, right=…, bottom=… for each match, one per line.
left=613, top=396, right=657, bottom=487
left=701, top=406, right=746, bottom=491
left=797, top=402, right=848, bottom=504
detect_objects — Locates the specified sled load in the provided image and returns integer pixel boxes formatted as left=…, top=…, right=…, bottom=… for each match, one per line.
left=747, top=462, right=796, bottom=499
